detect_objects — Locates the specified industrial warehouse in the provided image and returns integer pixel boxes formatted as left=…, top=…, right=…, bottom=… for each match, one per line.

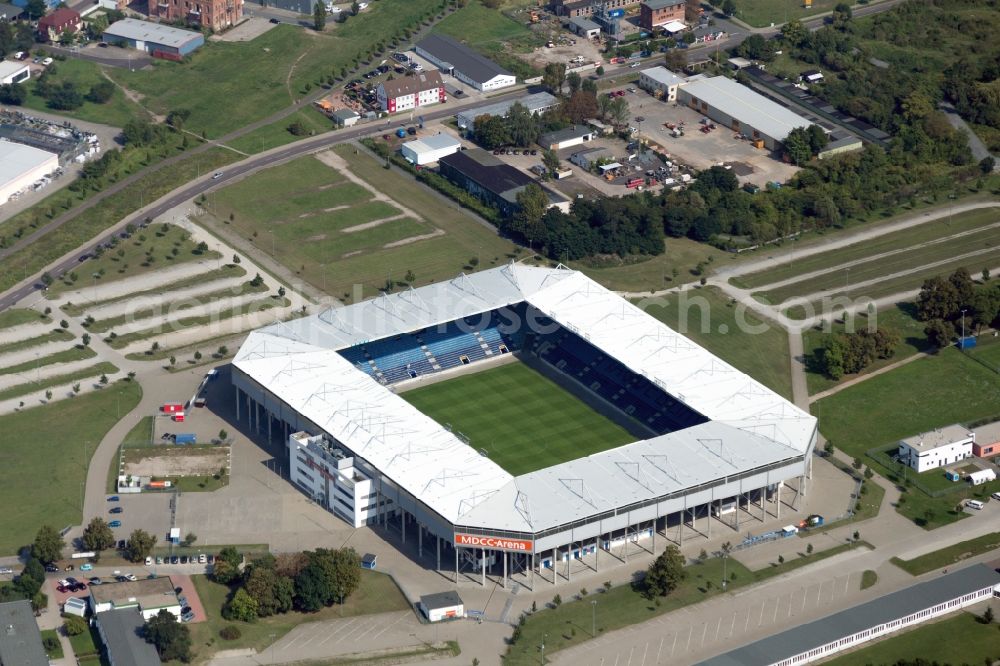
left=102, top=19, right=204, bottom=60
left=232, top=264, right=817, bottom=588
left=0, top=141, right=58, bottom=205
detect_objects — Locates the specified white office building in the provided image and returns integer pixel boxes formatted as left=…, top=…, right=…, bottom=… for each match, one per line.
left=898, top=424, right=974, bottom=473
left=639, top=66, right=685, bottom=101
left=288, top=431, right=376, bottom=528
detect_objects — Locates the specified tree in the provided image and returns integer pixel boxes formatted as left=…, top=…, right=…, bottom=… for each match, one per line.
left=784, top=127, right=814, bottom=165
left=643, top=545, right=686, bottom=598
left=125, top=529, right=157, bottom=563
left=563, top=90, right=598, bottom=124
left=81, top=333, right=91, bottom=347
left=0, top=83, right=26, bottom=106
left=542, top=149, right=561, bottom=175
left=86, top=80, right=115, bottom=104
left=32, top=525, right=64, bottom=564
left=607, top=96, right=630, bottom=129
left=224, top=587, right=259, bottom=622
left=82, top=517, right=115, bottom=551
left=232, top=254, right=241, bottom=265
left=831, top=2, right=852, bottom=25
left=244, top=565, right=294, bottom=617
left=924, top=319, right=956, bottom=349
left=24, top=0, right=46, bottom=19
left=64, top=615, right=88, bottom=636
left=145, top=609, right=192, bottom=662
left=979, top=157, right=996, bottom=174
left=313, top=1, right=326, bottom=30
left=47, top=82, right=84, bottom=111
left=351, top=0, right=360, bottom=14
left=737, top=34, right=775, bottom=62
left=721, top=0, right=736, bottom=15
left=294, top=548, right=361, bottom=611
left=277, top=286, right=286, bottom=298
left=780, top=19, right=808, bottom=48
left=664, top=49, right=686, bottom=72
left=982, top=606, right=995, bottom=624
left=213, top=546, right=243, bottom=584
left=510, top=184, right=549, bottom=242
left=566, top=71, right=582, bottom=94
left=542, top=62, right=567, bottom=95
left=181, top=532, right=197, bottom=547
left=916, top=276, right=960, bottom=321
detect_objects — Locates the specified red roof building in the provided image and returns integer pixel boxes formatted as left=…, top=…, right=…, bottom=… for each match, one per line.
left=37, top=8, right=81, bottom=42
left=376, top=70, right=446, bottom=114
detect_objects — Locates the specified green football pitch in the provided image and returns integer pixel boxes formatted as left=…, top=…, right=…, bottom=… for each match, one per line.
left=400, top=362, right=637, bottom=476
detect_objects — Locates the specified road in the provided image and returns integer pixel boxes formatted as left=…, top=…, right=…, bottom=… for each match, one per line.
left=45, top=43, right=154, bottom=70
left=0, top=0, right=911, bottom=315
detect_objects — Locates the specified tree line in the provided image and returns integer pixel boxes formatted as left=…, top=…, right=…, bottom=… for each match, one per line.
left=213, top=548, right=362, bottom=620
left=917, top=268, right=1000, bottom=348
left=816, top=327, right=900, bottom=380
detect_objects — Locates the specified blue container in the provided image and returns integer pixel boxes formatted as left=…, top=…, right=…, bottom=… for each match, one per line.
left=607, top=8, right=624, bottom=17
left=958, top=336, right=977, bottom=349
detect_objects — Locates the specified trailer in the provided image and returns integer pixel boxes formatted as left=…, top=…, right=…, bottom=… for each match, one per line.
left=172, top=433, right=196, bottom=444
left=172, top=412, right=186, bottom=423
left=71, top=551, right=96, bottom=559
left=162, top=403, right=183, bottom=413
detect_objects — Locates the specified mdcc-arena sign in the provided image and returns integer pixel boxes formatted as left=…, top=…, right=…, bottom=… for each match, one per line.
left=455, top=534, right=533, bottom=552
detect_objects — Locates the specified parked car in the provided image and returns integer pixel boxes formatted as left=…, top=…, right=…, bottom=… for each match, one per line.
left=117, top=540, right=126, bottom=550
left=178, top=596, right=188, bottom=607
left=212, top=172, right=224, bottom=179
left=109, top=507, right=122, bottom=514
left=181, top=606, right=192, bottom=615
left=80, top=563, right=93, bottom=572
left=107, top=496, right=119, bottom=502
left=45, top=564, right=59, bottom=573
left=156, top=556, right=163, bottom=565
left=115, top=575, right=127, bottom=582
left=109, top=520, right=121, bottom=528
left=124, top=573, right=137, bottom=581
left=56, top=584, right=67, bottom=593
left=171, top=556, right=179, bottom=565
left=181, top=611, right=195, bottom=623
left=198, top=553, right=206, bottom=564
left=145, top=556, right=153, bottom=566
left=89, top=577, right=102, bottom=585
left=206, top=554, right=214, bottom=564
left=269, top=17, right=280, bottom=23
left=180, top=556, right=188, bottom=564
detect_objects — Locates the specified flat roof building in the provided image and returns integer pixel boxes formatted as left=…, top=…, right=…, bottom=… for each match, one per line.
left=376, top=70, right=445, bottom=114
left=95, top=609, right=162, bottom=666
left=640, top=0, right=686, bottom=30
left=973, top=421, right=1000, bottom=459
left=90, top=577, right=181, bottom=620
left=456, top=92, right=558, bottom=130
left=701, top=564, right=1000, bottom=666
left=415, top=34, right=516, bottom=92
left=0, top=600, right=48, bottom=666
left=898, top=424, right=974, bottom=473
left=0, top=141, right=59, bottom=205
left=677, top=75, right=812, bottom=150
left=419, top=591, right=464, bottom=622
left=0, top=3, right=25, bottom=20
left=638, top=66, right=685, bottom=101
left=538, top=124, right=595, bottom=151
left=439, top=148, right=569, bottom=215
left=401, top=133, right=462, bottom=166
left=102, top=19, right=204, bottom=60
left=568, top=16, right=601, bottom=38
left=0, top=60, right=29, bottom=85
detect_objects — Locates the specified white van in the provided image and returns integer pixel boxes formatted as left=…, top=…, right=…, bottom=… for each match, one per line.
left=966, top=499, right=984, bottom=510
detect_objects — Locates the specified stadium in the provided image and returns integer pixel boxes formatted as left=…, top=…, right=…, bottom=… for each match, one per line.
left=232, top=264, right=817, bottom=587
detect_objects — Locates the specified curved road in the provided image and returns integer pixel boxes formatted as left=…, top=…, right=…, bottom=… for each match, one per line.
left=0, top=0, right=907, bottom=313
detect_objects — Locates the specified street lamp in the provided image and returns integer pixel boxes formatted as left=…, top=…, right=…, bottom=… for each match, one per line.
left=722, top=551, right=728, bottom=592
left=961, top=308, right=967, bottom=348
left=591, top=600, right=597, bottom=637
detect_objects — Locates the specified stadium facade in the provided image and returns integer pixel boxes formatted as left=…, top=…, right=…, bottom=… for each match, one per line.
left=232, top=264, right=817, bottom=587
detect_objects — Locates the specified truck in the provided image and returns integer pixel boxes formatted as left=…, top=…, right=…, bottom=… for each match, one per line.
left=162, top=403, right=183, bottom=413
left=626, top=177, right=644, bottom=189
left=172, top=433, right=196, bottom=444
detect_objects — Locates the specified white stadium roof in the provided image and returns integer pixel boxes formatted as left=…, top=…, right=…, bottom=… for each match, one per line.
left=234, top=264, right=815, bottom=534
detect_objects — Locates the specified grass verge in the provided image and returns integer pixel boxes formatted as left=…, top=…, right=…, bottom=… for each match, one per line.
left=0, top=346, right=97, bottom=378
left=0, top=361, right=118, bottom=403
left=0, top=329, right=74, bottom=357
left=889, top=532, right=1000, bottom=576
left=860, top=569, right=878, bottom=590
left=0, top=309, right=49, bottom=329
left=0, top=379, right=142, bottom=554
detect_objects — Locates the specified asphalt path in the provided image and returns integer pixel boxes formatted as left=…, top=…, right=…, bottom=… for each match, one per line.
left=45, top=43, right=154, bottom=70
left=0, top=0, right=907, bottom=313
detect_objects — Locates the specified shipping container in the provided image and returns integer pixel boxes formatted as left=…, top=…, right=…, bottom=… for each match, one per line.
left=607, top=8, right=624, bottom=17
left=162, top=403, right=183, bottom=413
left=172, top=412, right=185, bottom=423
left=173, top=433, right=196, bottom=444
left=148, top=480, right=173, bottom=489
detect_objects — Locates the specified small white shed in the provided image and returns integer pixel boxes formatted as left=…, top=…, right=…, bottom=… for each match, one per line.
left=969, top=469, right=997, bottom=485
left=63, top=596, right=88, bottom=617
left=419, top=591, right=464, bottom=622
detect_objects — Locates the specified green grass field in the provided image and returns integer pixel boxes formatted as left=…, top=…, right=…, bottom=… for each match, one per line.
left=890, top=532, right=1000, bottom=576
left=46, top=223, right=221, bottom=298
left=226, top=106, right=334, bottom=155
left=756, top=216, right=1000, bottom=305
left=203, top=146, right=515, bottom=300
left=0, top=380, right=142, bottom=555
left=637, top=286, right=793, bottom=399
left=813, top=347, right=1000, bottom=460
left=729, top=0, right=862, bottom=28
left=432, top=1, right=542, bottom=78
left=802, top=302, right=929, bottom=395
left=23, top=58, right=145, bottom=127
left=739, top=209, right=1000, bottom=290
left=0, top=309, right=48, bottom=330
left=189, top=570, right=409, bottom=661
left=821, top=612, right=1000, bottom=666
left=401, top=362, right=635, bottom=475
left=107, top=0, right=445, bottom=138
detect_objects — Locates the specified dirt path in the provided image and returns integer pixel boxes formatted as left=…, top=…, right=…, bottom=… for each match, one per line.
left=340, top=213, right=409, bottom=234
left=285, top=48, right=314, bottom=104
left=101, top=71, right=163, bottom=123
left=808, top=351, right=931, bottom=404
left=382, top=228, right=446, bottom=249
left=312, top=150, right=428, bottom=222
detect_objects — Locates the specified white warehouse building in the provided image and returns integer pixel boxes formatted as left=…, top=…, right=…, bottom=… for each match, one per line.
left=0, top=142, right=59, bottom=205
left=677, top=75, right=814, bottom=150
left=415, top=34, right=516, bottom=92
left=401, top=133, right=463, bottom=166
left=898, top=424, right=974, bottom=473
left=232, top=264, right=817, bottom=589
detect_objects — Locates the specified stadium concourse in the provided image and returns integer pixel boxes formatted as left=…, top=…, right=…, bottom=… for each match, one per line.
left=231, top=264, right=818, bottom=588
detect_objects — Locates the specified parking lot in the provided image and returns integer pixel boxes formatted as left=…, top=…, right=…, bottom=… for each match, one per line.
left=624, top=91, right=802, bottom=185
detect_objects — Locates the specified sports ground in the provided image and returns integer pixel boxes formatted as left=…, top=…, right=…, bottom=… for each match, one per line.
left=400, top=362, right=636, bottom=476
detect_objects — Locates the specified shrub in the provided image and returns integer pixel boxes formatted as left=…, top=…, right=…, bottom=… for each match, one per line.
left=63, top=615, right=87, bottom=635
left=219, top=625, right=242, bottom=640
